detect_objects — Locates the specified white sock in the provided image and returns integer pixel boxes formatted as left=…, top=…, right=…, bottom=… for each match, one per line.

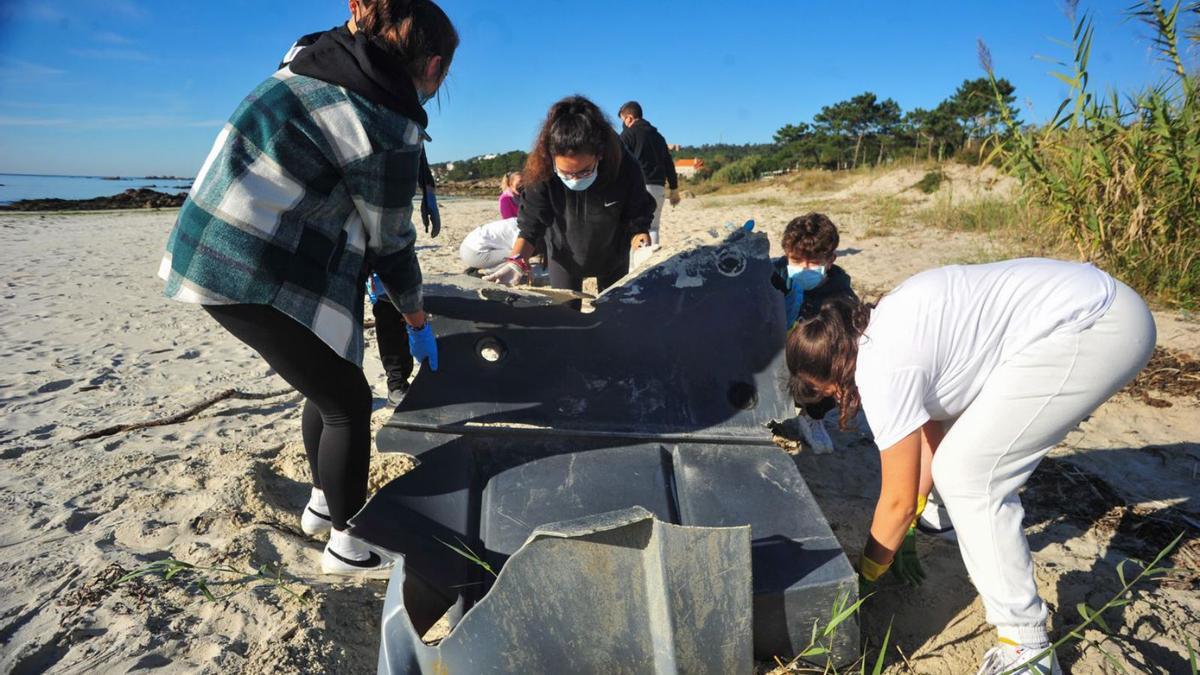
left=998, top=625, right=1050, bottom=649
left=308, top=488, right=328, bottom=511
left=329, top=528, right=368, bottom=562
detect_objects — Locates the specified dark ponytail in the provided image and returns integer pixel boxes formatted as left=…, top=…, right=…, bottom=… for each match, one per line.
left=523, top=95, right=624, bottom=186
left=785, top=296, right=874, bottom=430
left=356, top=0, right=459, bottom=82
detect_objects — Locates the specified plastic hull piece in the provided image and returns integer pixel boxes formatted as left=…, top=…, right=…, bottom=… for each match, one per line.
left=378, top=228, right=791, bottom=445
left=377, top=507, right=753, bottom=675
left=358, top=230, right=860, bottom=670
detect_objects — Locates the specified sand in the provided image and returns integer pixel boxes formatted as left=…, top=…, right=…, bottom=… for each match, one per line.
left=1, top=169, right=1196, bottom=674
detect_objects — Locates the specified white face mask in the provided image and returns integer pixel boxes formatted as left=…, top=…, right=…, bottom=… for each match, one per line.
left=555, top=160, right=600, bottom=191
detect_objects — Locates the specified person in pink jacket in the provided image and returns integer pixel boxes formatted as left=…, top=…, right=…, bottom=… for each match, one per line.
left=498, top=171, right=522, bottom=219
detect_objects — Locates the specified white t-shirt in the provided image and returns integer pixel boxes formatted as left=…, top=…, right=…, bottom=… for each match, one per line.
left=856, top=258, right=1116, bottom=450
left=463, top=217, right=519, bottom=252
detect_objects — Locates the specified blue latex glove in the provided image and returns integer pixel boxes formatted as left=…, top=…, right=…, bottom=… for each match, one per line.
left=366, top=274, right=386, bottom=305
left=407, top=322, right=438, bottom=372
left=724, top=219, right=755, bottom=233
left=785, top=272, right=806, bottom=328
left=420, top=186, right=441, bottom=238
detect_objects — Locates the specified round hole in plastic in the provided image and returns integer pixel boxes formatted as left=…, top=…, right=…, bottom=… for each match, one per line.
left=476, top=336, right=507, bottom=363
left=727, top=381, right=757, bottom=410
left=716, top=249, right=746, bottom=277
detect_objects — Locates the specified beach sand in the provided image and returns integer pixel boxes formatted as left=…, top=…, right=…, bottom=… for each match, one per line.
left=1, top=167, right=1196, bottom=673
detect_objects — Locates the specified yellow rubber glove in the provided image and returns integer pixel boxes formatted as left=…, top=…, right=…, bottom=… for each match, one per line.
left=912, top=493, right=928, bottom=530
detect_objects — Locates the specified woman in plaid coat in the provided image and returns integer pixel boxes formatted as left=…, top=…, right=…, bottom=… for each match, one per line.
left=159, top=0, right=458, bottom=574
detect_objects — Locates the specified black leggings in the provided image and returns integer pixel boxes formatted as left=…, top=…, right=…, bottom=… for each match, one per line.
left=372, top=298, right=413, bottom=392
left=205, top=304, right=371, bottom=530
left=547, top=254, right=628, bottom=309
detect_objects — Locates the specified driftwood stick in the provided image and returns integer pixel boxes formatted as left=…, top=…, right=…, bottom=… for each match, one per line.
left=72, top=388, right=295, bottom=442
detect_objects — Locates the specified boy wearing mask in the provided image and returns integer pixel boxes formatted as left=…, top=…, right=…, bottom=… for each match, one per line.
left=773, top=213, right=857, bottom=453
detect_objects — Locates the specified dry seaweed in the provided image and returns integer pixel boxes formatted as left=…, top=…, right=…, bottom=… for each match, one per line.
left=1121, top=346, right=1200, bottom=407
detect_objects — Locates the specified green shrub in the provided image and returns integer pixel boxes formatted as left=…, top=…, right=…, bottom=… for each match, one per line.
left=712, top=155, right=766, bottom=184
left=914, top=169, right=945, bottom=194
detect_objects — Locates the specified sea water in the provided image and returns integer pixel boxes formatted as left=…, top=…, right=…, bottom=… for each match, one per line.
left=0, top=174, right=471, bottom=207
left=0, top=174, right=194, bottom=205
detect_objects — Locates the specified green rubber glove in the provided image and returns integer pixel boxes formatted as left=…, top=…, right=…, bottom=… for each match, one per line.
left=858, top=572, right=876, bottom=599
left=890, top=526, right=925, bottom=586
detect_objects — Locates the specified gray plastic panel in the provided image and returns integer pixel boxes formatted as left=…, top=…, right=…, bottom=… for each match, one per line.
left=481, top=445, right=676, bottom=558
left=672, top=445, right=834, bottom=542
left=377, top=508, right=754, bottom=675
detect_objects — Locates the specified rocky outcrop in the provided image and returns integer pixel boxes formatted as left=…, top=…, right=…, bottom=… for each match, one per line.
left=0, top=188, right=188, bottom=211
left=435, top=179, right=500, bottom=197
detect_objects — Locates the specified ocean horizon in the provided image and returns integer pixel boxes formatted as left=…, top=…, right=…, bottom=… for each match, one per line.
left=0, top=173, right=194, bottom=205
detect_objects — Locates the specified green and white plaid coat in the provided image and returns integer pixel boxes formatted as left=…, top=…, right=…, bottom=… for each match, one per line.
left=159, top=67, right=424, bottom=365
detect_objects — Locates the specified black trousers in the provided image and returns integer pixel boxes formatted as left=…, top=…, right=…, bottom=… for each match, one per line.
left=205, top=304, right=371, bottom=530
left=547, top=254, right=628, bottom=309
left=372, top=298, right=413, bottom=392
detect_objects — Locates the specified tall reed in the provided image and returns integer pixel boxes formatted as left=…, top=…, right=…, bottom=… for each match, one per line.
left=983, top=0, right=1200, bottom=308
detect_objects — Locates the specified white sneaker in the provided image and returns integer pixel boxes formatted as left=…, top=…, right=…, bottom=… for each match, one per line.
left=917, top=494, right=957, bottom=543
left=321, top=529, right=394, bottom=576
left=976, top=643, right=1062, bottom=675
left=797, top=414, right=835, bottom=454
left=300, top=488, right=332, bottom=537
left=387, top=384, right=409, bottom=407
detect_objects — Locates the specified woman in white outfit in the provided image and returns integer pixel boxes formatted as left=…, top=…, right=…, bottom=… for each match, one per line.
left=459, top=216, right=519, bottom=270
left=785, top=258, right=1155, bottom=675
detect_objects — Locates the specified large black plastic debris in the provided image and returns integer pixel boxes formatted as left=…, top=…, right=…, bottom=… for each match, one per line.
left=377, top=507, right=754, bottom=674
left=352, top=229, right=859, bottom=672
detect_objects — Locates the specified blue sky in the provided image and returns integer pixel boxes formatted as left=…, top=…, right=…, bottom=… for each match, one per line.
left=0, top=0, right=1187, bottom=176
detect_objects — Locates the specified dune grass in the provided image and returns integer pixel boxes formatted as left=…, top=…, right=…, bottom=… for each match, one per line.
left=982, top=0, right=1200, bottom=309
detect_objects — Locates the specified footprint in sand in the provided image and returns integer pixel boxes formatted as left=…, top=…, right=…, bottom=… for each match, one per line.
left=35, top=379, right=73, bottom=395
left=29, top=424, right=56, bottom=440
left=1, top=445, right=30, bottom=460
left=63, top=510, right=100, bottom=534
left=85, top=369, right=116, bottom=387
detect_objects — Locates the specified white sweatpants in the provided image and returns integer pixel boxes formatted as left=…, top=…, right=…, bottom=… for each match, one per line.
left=930, top=280, right=1155, bottom=645
left=646, top=184, right=666, bottom=246
left=458, top=217, right=519, bottom=270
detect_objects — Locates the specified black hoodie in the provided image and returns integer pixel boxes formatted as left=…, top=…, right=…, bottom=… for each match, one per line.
left=517, top=149, right=656, bottom=277
left=620, top=118, right=679, bottom=190
left=290, top=28, right=429, bottom=129
left=287, top=27, right=435, bottom=189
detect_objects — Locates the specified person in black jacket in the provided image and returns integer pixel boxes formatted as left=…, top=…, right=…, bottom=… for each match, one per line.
left=485, top=96, right=656, bottom=302
left=618, top=101, right=679, bottom=246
